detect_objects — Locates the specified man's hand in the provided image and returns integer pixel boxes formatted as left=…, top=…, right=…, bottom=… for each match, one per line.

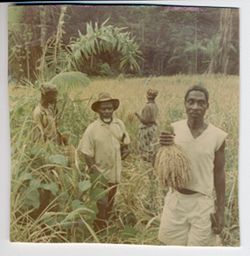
left=90, top=164, right=101, bottom=174
left=121, top=145, right=130, bottom=160
left=134, top=112, right=140, bottom=121
left=159, top=132, right=175, bottom=146
left=210, top=211, right=224, bottom=234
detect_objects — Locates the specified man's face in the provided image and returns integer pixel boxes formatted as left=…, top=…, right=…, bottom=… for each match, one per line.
left=185, top=90, right=209, bottom=120
left=98, top=101, right=114, bottom=123
left=45, top=91, right=57, bottom=104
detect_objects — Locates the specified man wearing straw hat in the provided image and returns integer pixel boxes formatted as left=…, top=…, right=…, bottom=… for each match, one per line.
left=77, top=92, right=130, bottom=230
left=157, top=85, right=227, bottom=246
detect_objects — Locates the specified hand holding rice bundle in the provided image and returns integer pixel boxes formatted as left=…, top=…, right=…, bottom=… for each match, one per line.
left=154, top=123, right=191, bottom=189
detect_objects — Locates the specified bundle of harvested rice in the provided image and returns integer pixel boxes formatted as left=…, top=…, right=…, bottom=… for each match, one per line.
left=154, top=124, right=191, bottom=189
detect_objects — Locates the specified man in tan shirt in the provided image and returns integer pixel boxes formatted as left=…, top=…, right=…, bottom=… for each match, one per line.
left=77, top=92, right=130, bottom=230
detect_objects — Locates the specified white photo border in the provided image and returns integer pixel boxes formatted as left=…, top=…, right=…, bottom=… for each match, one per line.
left=1, top=1, right=250, bottom=255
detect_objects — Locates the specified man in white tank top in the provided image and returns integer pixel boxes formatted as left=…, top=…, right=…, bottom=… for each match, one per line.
left=158, top=85, right=228, bottom=246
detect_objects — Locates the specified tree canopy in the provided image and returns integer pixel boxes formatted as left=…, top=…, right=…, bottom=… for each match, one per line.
left=8, top=4, right=239, bottom=83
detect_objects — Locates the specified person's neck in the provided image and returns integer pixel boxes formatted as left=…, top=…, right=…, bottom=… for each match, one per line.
left=41, top=101, right=49, bottom=108
left=147, top=99, right=155, bottom=103
left=41, top=100, right=55, bottom=109
left=187, top=118, right=205, bottom=130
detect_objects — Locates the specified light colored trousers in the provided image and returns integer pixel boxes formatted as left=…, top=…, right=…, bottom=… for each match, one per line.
left=158, top=190, right=217, bottom=246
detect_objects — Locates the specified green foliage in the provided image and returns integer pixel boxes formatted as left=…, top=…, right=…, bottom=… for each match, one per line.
left=24, top=182, right=40, bottom=209
left=50, top=71, right=90, bottom=93
left=68, top=19, right=143, bottom=74
left=48, top=154, right=69, bottom=166
left=8, top=6, right=239, bottom=84
left=42, top=182, right=59, bottom=196
left=9, top=91, right=99, bottom=242
left=78, top=180, right=91, bottom=193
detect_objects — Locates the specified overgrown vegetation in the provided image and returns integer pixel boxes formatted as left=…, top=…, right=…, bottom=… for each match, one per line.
left=9, top=75, right=239, bottom=246
left=8, top=5, right=239, bottom=83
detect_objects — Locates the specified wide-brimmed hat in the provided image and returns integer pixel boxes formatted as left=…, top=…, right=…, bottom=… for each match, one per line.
left=91, top=92, right=120, bottom=112
left=40, top=83, right=58, bottom=95
left=147, top=88, right=158, bottom=99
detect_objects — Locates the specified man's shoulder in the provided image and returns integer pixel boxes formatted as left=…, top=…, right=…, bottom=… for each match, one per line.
left=208, top=123, right=228, bottom=137
left=113, top=117, right=125, bottom=125
left=33, top=104, right=43, bottom=118
left=33, top=104, right=41, bottom=112
left=85, top=119, right=100, bottom=130
left=144, top=102, right=158, bottom=110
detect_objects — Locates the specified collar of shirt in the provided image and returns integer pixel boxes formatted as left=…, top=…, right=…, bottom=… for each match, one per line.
left=97, top=117, right=120, bottom=126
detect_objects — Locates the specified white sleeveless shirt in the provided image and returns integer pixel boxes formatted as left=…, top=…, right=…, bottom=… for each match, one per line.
left=172, top=120, right=228, bottom=197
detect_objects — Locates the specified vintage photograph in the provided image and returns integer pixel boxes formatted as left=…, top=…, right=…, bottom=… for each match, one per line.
left=8, top=3, right=239, bottom=246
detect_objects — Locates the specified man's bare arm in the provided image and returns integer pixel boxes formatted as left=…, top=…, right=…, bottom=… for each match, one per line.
left=213, top=141, right=226, bottom=234
left=77, top=150, right=99, bottom=173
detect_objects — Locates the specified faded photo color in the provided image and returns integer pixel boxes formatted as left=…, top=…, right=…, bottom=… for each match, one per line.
left=8, top=4, right=239, bottom=246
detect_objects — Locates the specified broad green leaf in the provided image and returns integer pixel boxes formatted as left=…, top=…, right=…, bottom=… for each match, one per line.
left=89, top=187, right=107, bottom=200
left=71, top=199, right=84, bottom=210
left=24, top=188, right=40, bottom=208
left=61, top=207, right=95, bottom=224
left=30, top=179, right=41, bottom=190
left=50, top=71, right=90, bottom=92
left=47, top=154, right=68, bottom=166
left=19, top=172, right=32, bottom=182
left=42, top=182, right=59, bottom=196
left=78, top=180, right=91, bottom=193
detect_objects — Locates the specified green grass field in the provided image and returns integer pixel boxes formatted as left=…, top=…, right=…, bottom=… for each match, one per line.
left=9, top=74, right=239, bottom=246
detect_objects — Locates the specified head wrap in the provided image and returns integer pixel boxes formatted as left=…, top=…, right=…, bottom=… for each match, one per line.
left=147, top=88, right=158, bottom=99
left=40, top=83, right=58, bottom=95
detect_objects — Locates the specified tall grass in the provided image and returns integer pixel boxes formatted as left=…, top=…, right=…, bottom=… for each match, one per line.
left=9, top=74, right=239, bottom=245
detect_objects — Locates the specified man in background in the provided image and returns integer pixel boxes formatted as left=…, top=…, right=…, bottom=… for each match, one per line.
left=33, top=83, right=67, bottom=145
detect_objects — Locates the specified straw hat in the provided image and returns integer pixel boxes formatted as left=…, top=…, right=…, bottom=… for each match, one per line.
left=91, top=92, right=120, bottom=112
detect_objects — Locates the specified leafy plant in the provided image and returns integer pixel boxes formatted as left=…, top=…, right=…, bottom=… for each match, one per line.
left=50, top=71, right=90, bottom=94
left=68, top=19, right=143, bottom=74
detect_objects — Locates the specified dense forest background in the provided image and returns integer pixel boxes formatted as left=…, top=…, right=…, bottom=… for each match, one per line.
left=8, top=5, right=239, bottom=84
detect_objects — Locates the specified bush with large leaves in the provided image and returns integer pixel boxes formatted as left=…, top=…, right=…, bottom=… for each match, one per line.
left=68, top=19, right=143, bottom=75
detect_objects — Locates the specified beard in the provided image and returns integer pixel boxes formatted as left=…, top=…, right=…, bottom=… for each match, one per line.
left=102, top=117, right=112, bottom=124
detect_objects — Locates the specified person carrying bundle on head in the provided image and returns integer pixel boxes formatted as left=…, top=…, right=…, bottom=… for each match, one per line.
left=135, top=88, right=159, bottom=163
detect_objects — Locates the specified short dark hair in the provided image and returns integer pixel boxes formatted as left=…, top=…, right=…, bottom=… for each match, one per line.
left=184, top=85, right=209, bottom=102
